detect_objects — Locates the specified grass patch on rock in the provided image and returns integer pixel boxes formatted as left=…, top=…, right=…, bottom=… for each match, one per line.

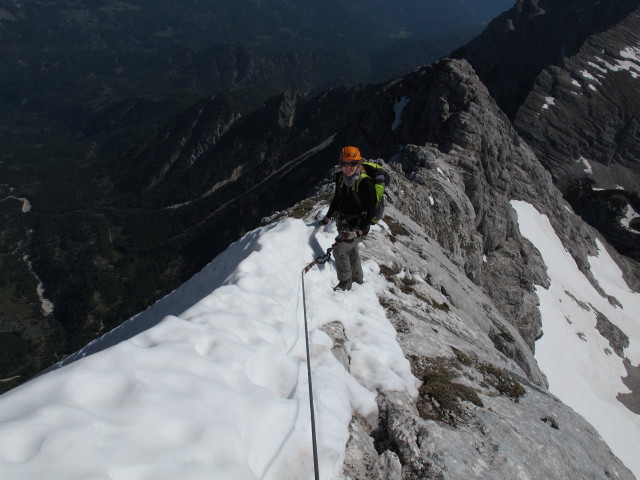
left=410, top=355, right=483, bottom=426
left=429, top=299, right=450, bottom=312
left=288, top=193, right=332, bottom=219
left=477, top=363, right=526, bottom=401
left=409, top=349, right=527, bottom=427
left=452, top=347, right=525, bottom=401
left=378, top=264, right=399, bottom=283
left=400, top=275, right=417, bottom=294
left=382, top=215, right=409, bottom=241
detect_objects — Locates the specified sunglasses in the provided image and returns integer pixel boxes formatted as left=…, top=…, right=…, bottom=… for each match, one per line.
left=340, top=161, right=359, bottom=167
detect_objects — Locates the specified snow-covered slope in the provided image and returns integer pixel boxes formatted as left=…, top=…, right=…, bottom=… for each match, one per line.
left=0, top=194, right=637, bottom=478
left=0, top=217, right=418, bottom=480
left=513, top=201, right=640, bottom=476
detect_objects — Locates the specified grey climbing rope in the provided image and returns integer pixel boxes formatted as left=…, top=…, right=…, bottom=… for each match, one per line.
left=300, top=269, right=321, bottom=480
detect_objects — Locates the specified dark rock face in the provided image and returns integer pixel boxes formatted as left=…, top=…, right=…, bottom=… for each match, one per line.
left=619, top=360, right=640, bottom=414
left=513, top=6, right=640, bottom=192
left=511, top=6, right=640, bottom=261
left=566, top=183, right=640, bottom=261
left=453, top=0, right=640, bottom=264
left=595, top=309, right=630, bottom=357
left=452, top=0, right=640, bottom=118
left=127, top=95, right=242, bottom=193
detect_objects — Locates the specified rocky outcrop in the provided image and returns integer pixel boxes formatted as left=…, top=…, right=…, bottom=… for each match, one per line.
left=511, top=6, right=640, bottom=261
left=339, top=59, right=601, bottom=354
left=451, top=0, right=640, bottom=192
left=566, top=184, right=640, bottom=261
left=285, top=185, right=634, bottom=478
left=513, top=5, right=640, bottom=189
left=452, top=0, right=640, bottom=263
left=452, top=0, right=640, bottom=118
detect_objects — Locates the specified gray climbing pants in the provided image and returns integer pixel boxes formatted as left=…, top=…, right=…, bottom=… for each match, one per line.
left=332, top=237, right=364, bottom=283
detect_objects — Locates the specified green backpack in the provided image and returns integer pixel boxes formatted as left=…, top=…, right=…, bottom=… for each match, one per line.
left=339, top=160, right=391, bottom=224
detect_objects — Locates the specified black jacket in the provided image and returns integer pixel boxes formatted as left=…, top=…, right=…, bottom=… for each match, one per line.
left=326, top=172, right=377, bottom=231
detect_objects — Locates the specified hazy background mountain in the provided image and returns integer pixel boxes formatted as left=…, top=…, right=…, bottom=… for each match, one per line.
left=0, top=0, right=515, bottom=391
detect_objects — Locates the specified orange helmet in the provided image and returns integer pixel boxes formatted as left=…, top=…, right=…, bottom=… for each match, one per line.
left=339, top=146, right=362, bottom=162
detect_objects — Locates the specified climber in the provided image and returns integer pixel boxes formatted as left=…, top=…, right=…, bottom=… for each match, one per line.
left=320, top=146, right=377, bottom=291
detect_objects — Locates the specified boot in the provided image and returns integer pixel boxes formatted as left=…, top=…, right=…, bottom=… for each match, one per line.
left=334, top=280, right=352, bottom=291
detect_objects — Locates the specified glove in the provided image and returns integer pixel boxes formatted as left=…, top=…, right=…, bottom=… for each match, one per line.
left=319, top=216, right=330, bottom=226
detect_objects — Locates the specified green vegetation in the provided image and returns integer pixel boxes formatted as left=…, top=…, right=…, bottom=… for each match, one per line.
left=410, top=348, right=526, bottom=426
left=411, top=355, right=483, bottom=426
left=377, top=262, right=450, bottom=313
left=429, top=299, right=450, bottom=312
left=378, top=264, right=400, bottom=282
left=453, top=347, right=526, bottom=401
left=399, top=275, right=417, bottom=294
left=383, top=215, right=410, bottom=242
left=288, top=193, right=332, bottom=220
left=478, top=362, right=526, bottom=400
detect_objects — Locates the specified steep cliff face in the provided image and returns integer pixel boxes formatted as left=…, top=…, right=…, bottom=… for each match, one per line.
left=452, top=0, right=640, bottom=263
left=255, top=55, right=638, bottom=473
left=322, top=200, right=634, bottom=479
left=512, top=6, right=640, bottom=261
left=451, top=0, right=640, bottom=118
left=287, top=57, right=637, bottom=478
left=513, top=5, right=640, bottom=191
left=127, top=95, right=242, bottom=193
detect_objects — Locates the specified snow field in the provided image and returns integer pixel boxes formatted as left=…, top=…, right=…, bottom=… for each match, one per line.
left=0, top=217, right=418, bottom=480
left=511, top=200, right=640, bottom=478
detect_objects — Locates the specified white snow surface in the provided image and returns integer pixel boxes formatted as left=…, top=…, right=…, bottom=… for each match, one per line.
left=542, top=96, right=555, bottom=110
left=0, top=218, right=419, bottom=480
left=589, top=48, right=640, bottom=79
left=619, top=46, right=640, bottom=78
left=578, top=156, right=593, bottom=175
left=391, top=96, right=410, bottom=131
left=512, top=200, right=640, bottom=478
left=580, top=69, right=600, bottom=83
left=621, top=204, right=639, bottom=232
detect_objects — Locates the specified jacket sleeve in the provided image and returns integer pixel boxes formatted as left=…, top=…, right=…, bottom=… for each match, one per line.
left=357, top=177, right=377, bottom=229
